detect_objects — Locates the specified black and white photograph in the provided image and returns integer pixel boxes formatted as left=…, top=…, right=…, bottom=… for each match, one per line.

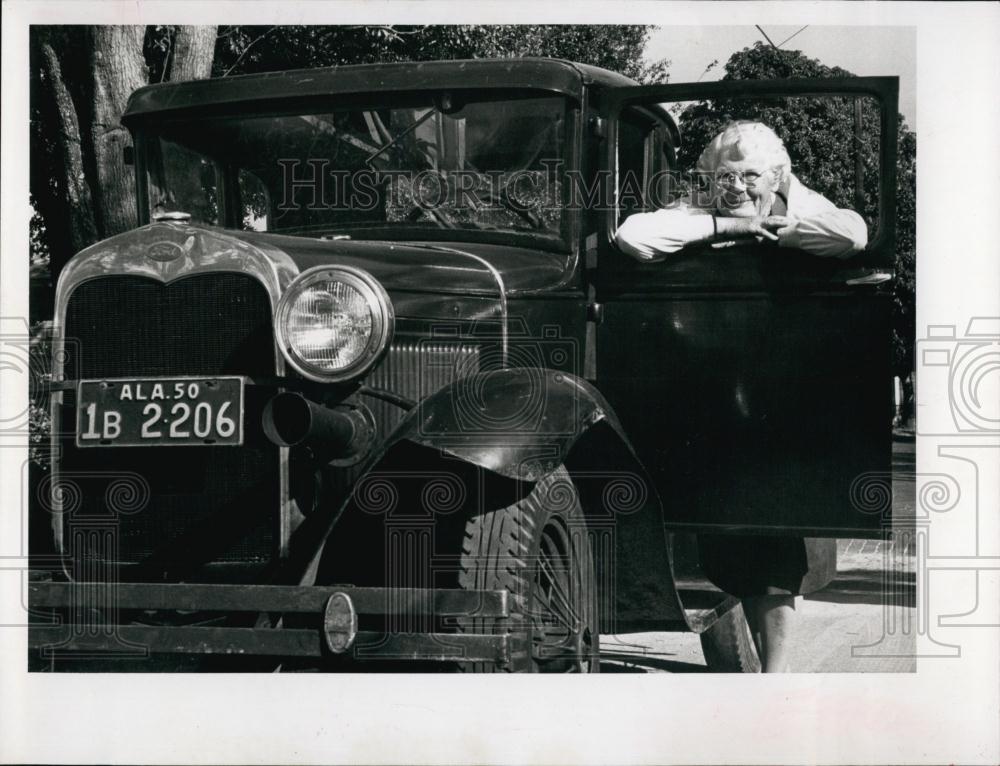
left=1, top=2, right=997, bottom=764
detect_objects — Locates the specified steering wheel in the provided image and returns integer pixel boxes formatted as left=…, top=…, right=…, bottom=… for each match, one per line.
left=472, top=178, right=544, bottom=229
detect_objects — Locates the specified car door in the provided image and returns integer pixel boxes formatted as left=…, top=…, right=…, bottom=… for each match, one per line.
left=594, top=77, right=899, bottom=537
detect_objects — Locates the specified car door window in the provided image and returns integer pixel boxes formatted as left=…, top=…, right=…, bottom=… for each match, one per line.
left=615, top=107, right=669, bottom=227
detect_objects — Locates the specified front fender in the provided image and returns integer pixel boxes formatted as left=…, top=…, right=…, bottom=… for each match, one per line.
left=346, top=368, right=691, bottom=633
left=395, top=367, right=616, bottom=482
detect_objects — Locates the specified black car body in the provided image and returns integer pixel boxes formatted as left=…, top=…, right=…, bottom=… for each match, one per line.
left=31, top=59, right=899, bottom=671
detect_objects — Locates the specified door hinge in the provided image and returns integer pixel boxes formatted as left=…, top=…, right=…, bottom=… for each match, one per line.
left=587, top=303, right=604, bottom=324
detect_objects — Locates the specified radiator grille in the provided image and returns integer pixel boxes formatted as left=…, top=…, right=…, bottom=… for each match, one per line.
left=321, top=341, right=481, bottom=497
left=365, top=341, right=481, bottom=439
left=59, top=274, right=279, bottom=577
left=65, top=274, right=275, bottom=378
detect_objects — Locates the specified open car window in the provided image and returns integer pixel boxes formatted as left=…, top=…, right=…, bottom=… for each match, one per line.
left=669, top=94, right=883, bottom=238
left=604, top=78, right=899, bottom=267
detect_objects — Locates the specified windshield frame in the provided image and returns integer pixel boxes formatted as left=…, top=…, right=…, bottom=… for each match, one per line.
left=130, top=89, right=581, bottom=254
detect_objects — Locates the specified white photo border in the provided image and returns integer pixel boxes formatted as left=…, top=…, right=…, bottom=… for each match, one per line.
left=1, top=2, right=998, bottom=764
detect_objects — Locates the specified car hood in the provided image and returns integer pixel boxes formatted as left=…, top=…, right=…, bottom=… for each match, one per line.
left=223, top=228, right=574, bottom=297
left=57, top=223, right=578, bottom=324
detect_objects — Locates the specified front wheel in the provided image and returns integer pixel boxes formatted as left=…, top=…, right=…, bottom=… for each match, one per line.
left=457, top=467, right=599, bottom=673
left=699, top=602, right=761, bottom=673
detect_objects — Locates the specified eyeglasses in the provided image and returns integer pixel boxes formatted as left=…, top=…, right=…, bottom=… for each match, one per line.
left=715, top=170, right=766, bottom=188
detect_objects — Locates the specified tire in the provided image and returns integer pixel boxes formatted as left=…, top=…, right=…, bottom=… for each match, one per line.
left=699, top=602, right=761, bottom=673
left=457, top=467, right=599, bottom=673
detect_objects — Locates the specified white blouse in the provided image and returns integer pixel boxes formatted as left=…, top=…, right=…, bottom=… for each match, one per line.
left=614, top=175, right=869, bottom=262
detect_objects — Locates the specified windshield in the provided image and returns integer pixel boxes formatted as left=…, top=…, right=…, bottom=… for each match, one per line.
left=143, top=93, right=569, bottom=242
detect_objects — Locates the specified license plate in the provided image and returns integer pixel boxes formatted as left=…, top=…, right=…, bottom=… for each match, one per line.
left=76, top=377, right=245, bottom=447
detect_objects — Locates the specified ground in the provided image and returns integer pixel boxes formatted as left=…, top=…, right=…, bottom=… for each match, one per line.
left=601, top=433, right=917, bottom=672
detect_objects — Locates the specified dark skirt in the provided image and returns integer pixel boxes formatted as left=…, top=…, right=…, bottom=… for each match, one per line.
left=696, top=535, right=837, bottom=598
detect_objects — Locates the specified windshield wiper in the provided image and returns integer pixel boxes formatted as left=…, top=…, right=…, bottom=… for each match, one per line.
left=363, top=107, right=439, bottom=170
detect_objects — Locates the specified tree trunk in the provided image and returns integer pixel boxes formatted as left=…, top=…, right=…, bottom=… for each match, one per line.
left=88, top=26, right=147, bottom=238
left=170, top=26, right=218, bottom=81
left=38, top=43, right=99, bottom=260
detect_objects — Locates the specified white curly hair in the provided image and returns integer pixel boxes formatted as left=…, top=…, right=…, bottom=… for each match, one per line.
left=695, top=120, right=792, bottom=185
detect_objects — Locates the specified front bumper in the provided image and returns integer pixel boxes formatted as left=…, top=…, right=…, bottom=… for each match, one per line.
left=28, top=581, right=509, bottom=665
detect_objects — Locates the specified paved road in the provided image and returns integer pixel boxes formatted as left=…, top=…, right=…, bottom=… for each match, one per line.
left=601, top=434, right=917, bottom=673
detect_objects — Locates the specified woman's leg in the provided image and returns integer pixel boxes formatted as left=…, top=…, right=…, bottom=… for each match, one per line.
left=743, top=595, right=798, bottom=672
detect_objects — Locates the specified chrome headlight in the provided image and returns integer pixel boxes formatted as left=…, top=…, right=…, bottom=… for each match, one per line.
left=276, top=266, right=394, bottom=383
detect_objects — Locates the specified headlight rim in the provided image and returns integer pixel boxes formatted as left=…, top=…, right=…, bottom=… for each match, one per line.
left=276, top=265, right=394, bottom=384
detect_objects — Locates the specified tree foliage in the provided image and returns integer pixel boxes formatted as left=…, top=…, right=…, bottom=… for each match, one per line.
left=676, top=42, right=916, bottom=377
left=211, top=25, right=669, bottom=82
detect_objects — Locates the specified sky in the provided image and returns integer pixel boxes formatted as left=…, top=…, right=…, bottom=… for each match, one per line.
left=644, top=25, right=916, bottom=128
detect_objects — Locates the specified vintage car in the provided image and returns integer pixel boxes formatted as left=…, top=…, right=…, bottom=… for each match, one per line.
left=30, top=59, right=899, bottom=672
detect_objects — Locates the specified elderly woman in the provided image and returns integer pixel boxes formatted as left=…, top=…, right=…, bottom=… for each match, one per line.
left=616, top=121, right=869, bottom=672
left=615, top=120, right=868, bottom=261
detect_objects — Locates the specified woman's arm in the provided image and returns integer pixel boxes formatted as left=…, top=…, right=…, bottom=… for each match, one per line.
left=614, top=207, right=712, bottom=261
left=775, top=179, right=869, bottom=258
left=615, top=206, right=779, bottom=262
left=775, top=209, right=869, bottom=258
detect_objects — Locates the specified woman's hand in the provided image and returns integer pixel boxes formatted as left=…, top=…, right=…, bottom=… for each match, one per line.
left=762, top=215, right=801, bottom=248
left=715, top=215, right=780, bottom=242
left=762, top=214, right=796, bottom=233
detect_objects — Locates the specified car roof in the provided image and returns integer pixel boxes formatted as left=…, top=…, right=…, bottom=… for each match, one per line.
left=122, top=57, right=642, bottom=122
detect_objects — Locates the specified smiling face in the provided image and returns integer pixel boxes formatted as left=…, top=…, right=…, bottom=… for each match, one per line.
left=712, top=155, right=780, bottom=218
left=695, top=121, right=790, bottom=218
